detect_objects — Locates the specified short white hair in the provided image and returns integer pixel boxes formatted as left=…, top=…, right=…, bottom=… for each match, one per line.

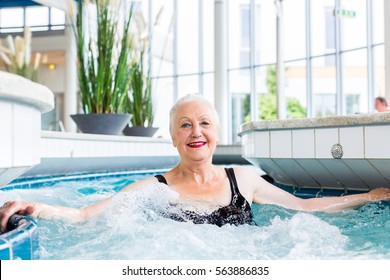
left=169, top=94, right=220, bottom=134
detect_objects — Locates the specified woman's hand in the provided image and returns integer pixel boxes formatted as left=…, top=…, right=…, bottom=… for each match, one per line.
left=0, top=201, right=36, bottom=234
left=368, top=187, right=390, bottom=202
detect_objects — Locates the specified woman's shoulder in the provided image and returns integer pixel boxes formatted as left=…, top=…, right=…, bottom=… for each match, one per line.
left=121, top=175, right=163, bottom=192
left=231, top=165, right=262, bottom=177
left=231, top=166, right=267, bottom=191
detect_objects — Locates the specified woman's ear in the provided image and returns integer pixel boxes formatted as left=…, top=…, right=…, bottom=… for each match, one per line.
left=171, top=134, right=177, bottom=147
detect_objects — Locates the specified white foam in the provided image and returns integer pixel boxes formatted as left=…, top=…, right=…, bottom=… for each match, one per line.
left=3, top=180, right=390, bottom=259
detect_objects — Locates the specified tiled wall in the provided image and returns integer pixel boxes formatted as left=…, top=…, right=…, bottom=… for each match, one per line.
left=242, top=125, right=390, bottom=190
left=0, top=100, right=42, bottom=187
left=39, top=131, right=178, bottom=158
left=20, top=131, right=181, bottom=177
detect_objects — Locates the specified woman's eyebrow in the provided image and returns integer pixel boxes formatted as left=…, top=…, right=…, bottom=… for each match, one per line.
left=178, top=115, right=211, bottom=122
left=178, top=117, right=191, bottom=122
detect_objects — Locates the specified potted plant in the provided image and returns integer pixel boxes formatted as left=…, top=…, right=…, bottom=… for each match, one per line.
left=123, top=48, right=159, bottom=137
left=68, top=0, right=134, bottom=135
left=122, top=12, right=159, bottom=137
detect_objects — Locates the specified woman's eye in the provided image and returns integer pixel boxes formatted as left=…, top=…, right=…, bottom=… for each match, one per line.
left=181, top=123, right=191, bottom=128
left=201, top=121, right=210, bottom=126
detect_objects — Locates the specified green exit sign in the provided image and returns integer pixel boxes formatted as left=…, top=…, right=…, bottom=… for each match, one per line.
left=334, top=8, right=356, bottom=18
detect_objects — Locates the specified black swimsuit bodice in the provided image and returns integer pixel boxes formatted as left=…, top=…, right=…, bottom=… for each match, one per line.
left=154, top=168, right=253, bottom=227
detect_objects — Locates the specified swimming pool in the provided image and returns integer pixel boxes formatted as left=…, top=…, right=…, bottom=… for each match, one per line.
left=1, top=170, right=389, bottom=260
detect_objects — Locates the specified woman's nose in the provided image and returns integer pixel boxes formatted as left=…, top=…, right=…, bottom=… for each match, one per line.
left=191, top=124, right=202, bottom=138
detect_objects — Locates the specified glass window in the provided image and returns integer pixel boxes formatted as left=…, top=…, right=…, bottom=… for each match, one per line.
left=373, top=45, right=385, bottom=108
left=229, top=67, right=250, bottom=143
left=228, top=0, right=250, bottom=69
left=284, top=0, right=306, bottom=60
left=256, top=65, right=276, bottom=120
left=0, top=8, right=23, bottom=32
left=202, top=73, right=215, bottom=104
left=285, top=60, right=307, bottom=119
left=177, top=75, right=199, bottom=98
left=239, top=4, right=250, bottom=69
left=254, top=0, right=276, bottom=65
left=373, top=0, right=384, bottom=44
left=311, top=0, right=336, bottom=57
left=342, top=49, right=367, bottom=115
left=340, top=0, right=366, bottom=50
left=240, top=5, right=250, bottom=48
left=202, top=0, right=214, bottom=73
left=152, top=77, right=174, bottom=138
left=229, top=68, right=251, bottom=100
left=324, top=7, right=335, bottom=52
left=312, top=55, right=337, bottom=117
left=26, top=6, right=49, bottom=31
left=232, top=93, right=250, bottom=144
left=151, top=0, right=174, bottom=78
left=0, top=6, right=66, bottom=33
left=177, top=0, right=199, bottom=74
left=345, top=94, right=360, bottom=115
left=50, top=7, right=66, bottom=28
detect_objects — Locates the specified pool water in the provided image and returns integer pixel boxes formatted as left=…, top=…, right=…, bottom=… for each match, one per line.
left=1, top=172, right=390, bottom=260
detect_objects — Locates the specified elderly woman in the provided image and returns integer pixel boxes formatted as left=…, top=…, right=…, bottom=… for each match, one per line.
left=1, top=94, right=390, bottom=232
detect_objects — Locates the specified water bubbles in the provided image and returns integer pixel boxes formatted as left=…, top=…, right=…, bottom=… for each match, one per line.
left=3, top=175, right=390, bottom=259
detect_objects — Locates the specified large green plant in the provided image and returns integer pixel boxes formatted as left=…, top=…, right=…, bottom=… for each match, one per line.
left=71, top=0, right=134, bottom=114
left=125, top=49, right=154, bottom=127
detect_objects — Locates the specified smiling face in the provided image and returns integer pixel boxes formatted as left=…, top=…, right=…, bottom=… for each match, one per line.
left=171, top=100, right=219, bottom=163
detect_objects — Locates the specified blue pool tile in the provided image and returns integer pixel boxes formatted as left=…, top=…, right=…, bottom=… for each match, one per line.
left=0, top=239, right=11, bottom=260
left=9, top=230, right=32, bottom=260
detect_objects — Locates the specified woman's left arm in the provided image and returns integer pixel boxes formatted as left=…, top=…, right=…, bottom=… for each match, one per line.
left=289, top=188, right=390, bottom=212
left=235, top=167, right=390, bottom=212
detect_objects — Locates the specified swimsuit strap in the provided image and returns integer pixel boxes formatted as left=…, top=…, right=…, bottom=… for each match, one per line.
left=156, top=169, right=240, bottom=198
left=155, top=169, right=248, bottom=209
left=224, top=167, right=240, bottom=204
left=224, top=167, right=251, bottom=211
left=155, top=174, right=168, bottom=185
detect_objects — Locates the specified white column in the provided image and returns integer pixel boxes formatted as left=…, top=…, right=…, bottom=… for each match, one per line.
left=276, top=0, right=286, bottom=119
left=385, top=0, right=390, bottom=102
left=64, top=24, right=78, bottom=133
left=214, top=0, right=228, bottom=144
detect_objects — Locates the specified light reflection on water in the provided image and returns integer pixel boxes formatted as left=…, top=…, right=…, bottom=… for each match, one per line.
left=2, top=175, right=390, bottom=260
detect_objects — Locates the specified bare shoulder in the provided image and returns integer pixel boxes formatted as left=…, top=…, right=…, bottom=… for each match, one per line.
left=120, top=175, right=161, bottom=192
left=231, top=166, right=267, bottom=198
left=232, top=166, right=279, bottom=193
left=232, top=165, right=264, bottom=179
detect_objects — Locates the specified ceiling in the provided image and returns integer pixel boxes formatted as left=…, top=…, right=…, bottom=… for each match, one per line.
left=0, top=0, right=79, bottom=10
left=0, top=1, right=65, bottom=67
left=0, top=1, right=41, bottom=8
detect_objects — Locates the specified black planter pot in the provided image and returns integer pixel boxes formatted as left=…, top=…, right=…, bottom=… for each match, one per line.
left=123, top=125, right=159, bottom=137
left=71, top=113, right=132, bottom=135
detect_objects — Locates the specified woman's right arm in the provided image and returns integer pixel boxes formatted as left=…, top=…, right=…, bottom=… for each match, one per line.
left=0, top=199, right=108, bottom=234
left=0, top=176, right=159, bottom=234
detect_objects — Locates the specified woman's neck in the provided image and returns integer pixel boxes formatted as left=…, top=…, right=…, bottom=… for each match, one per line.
left=173, top=161, right=219, bottom=184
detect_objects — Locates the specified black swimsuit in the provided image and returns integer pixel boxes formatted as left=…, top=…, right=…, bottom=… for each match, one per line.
left=154, top=168, right=253, bottom=227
